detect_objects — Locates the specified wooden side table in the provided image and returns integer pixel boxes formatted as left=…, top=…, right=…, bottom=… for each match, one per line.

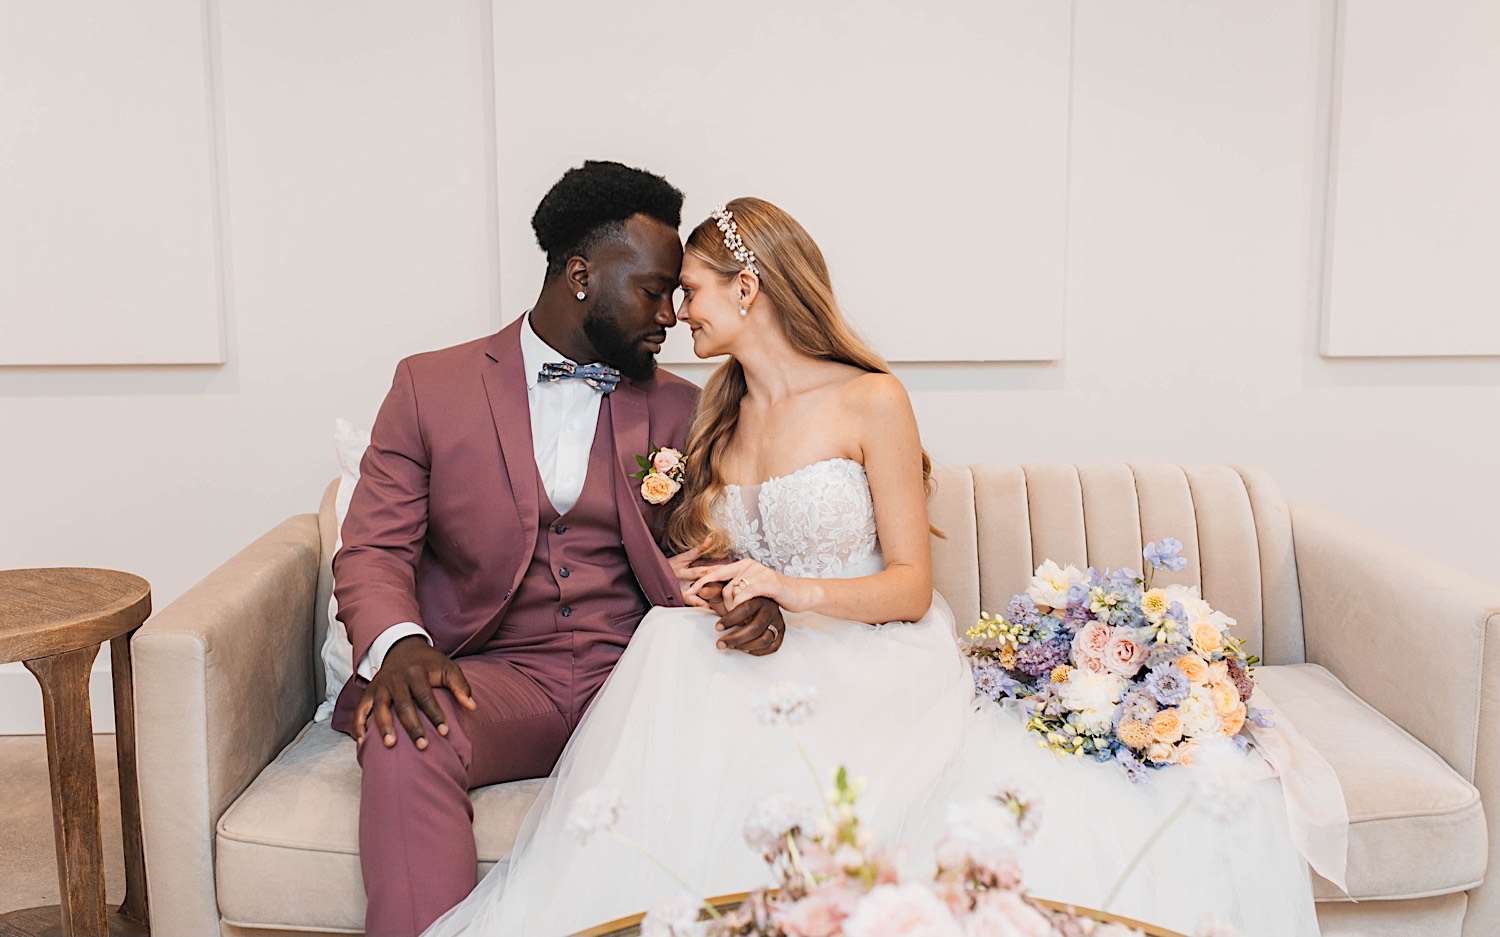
left=0, top=569, right=152, bottom=937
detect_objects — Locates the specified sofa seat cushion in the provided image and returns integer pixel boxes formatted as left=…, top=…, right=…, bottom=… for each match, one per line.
left=214, top=721, right=544, bottom=933
left=1256, top=664, right=1485, bottom=901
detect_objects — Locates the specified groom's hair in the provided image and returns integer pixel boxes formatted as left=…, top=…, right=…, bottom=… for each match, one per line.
left=532, top=160, right=684, bottom=278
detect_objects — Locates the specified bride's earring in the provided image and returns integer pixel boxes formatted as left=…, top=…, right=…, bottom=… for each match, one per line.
left=738, top=305, right=747, bottom=318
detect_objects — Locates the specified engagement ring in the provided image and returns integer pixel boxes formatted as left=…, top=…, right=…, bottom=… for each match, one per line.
left=735, top=577, right=750, bottom=589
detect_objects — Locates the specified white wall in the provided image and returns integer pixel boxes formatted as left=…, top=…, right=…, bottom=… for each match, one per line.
left=3, top=0, right=1497, bottom=732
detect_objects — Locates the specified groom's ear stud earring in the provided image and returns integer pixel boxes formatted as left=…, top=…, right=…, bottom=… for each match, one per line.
left=576, top=291, right=587, bottom=301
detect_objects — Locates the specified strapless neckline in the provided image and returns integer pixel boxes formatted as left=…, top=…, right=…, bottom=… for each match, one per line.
left=723, top=457, right=865, bottom=493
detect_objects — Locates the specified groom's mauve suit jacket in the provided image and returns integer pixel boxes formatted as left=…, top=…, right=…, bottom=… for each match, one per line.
left=329, top=315, right=700, bottom=733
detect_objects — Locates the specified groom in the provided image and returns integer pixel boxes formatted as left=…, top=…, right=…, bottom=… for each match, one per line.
left=331, top=161, right=787, bottom=936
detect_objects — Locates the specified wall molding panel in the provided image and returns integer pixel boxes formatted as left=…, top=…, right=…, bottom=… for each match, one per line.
left=490, top=0, right=1075, bottom=363
left=1319, top=0, right=1500, bottom=358
left=0, top=0, right=227, bottom=365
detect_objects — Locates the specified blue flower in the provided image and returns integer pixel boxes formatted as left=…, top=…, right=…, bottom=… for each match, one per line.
left=1016, top=638, right=1070, bottom=677
left=1116, top=688, right=1160, bottom=726
left=1144, top=537, right=1188, bottom=573
left=1108, top=566, right=1142, bottom=587
left=1067, top=582, right=1091, bottom=609
left=1114, top=747, right=1151, bottom=784
left=1144, top=664, right=1190, bottom=706
left=1033, top=615, right=1064, bottom=642
left=1145, top=643, right=1187, bottom=670
left=1006, top=594, right=1041, bottom=626
left=972, top=662, right=1023, bottom=701
left=1247, top=707, right=1276, bottom=729
left=1165, top=601, right=1189, bottom=626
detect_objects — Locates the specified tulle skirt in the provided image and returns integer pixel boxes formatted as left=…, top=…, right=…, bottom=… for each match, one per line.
left=422, top=594, right=973, bottom=937
left=898, top=699, right=1327, bottom=937
left=423, top=597, right=1333, bottom=937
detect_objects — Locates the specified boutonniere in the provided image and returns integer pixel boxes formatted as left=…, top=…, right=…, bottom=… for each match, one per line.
left=631, top=445, right=686, bottom=505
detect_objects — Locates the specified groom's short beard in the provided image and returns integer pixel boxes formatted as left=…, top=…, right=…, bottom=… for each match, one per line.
left=583, top=298, right=658, bottom=382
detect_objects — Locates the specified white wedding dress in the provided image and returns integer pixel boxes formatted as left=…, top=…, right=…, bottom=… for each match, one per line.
left=423, top=458, right=974, bottom=936
left=424, top=457, right=1339, bottom=937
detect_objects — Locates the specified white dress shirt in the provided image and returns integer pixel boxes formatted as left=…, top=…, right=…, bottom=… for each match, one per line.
left=356, top=314, right=607, bottom=679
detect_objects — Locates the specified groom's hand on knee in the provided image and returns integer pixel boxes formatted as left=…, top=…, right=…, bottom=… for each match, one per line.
left=353, top=636, right=476, bottom=751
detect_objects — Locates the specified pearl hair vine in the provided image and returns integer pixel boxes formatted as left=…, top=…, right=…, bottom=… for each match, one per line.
left=710, top=205, right=759, bottom=276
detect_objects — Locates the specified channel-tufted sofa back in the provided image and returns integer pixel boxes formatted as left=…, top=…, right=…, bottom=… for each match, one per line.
left=927, top=463, right=1306, bottom=666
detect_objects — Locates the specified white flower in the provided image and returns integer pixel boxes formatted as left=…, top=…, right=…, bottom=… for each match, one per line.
left=743, top=795, right=815, bottom=853
left=1179, top=685, right=1223, bottom=739
left=641, top=892, right=703, bottom=937
left=1194, top=916, right=1241, bottom=937
left=842, top=883, right=963, bottom=937
left=756, top=682, right=818, bottom=726
left=564, top=787, right=625, bottom=845
left=1189, top=736, right=1253, bottom=819
left=1026, top=559, right=1085, bottom=610
left=1059, top=669, right=1127, bottom=734
left=945, top=785, right=1042, bottom=865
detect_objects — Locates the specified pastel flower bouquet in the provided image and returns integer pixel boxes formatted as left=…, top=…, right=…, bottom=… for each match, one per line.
left=961, top=538, right=1265, bottom=781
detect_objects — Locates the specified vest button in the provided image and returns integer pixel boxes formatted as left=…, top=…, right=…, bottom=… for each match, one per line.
left=561, top=606, right=573, bottom=618
left=559, top=566, right=570, bottom=578
left=554, top=524, right=567, bottom=535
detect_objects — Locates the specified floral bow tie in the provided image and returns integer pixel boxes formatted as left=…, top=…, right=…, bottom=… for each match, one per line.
left=537, top=361, right=621, bottom=394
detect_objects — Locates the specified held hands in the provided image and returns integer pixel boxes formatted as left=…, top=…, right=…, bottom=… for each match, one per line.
left=684, top=557, right=816, bottom=614
left=671, top=541, right=791, bottom=656
left=352, top=635, right=476, bottom=751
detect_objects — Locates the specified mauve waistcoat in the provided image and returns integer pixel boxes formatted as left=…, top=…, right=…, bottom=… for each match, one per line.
left=485, top=399, right=650, bottom=720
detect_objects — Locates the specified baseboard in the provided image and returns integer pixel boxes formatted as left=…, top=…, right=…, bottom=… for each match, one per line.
left=0, top=659, right=117, bottom=735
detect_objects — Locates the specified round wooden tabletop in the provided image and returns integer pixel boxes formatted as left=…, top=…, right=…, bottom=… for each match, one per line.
left=0, top=568, right=151, bottom=665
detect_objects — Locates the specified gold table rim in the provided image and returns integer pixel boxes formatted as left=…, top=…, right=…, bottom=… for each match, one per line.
left=571, top=890, right=1186, bottom=937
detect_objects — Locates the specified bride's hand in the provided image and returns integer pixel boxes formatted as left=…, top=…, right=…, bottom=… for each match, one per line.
left=668, top=537, right=712, bottom=584
left=685, top=558, right=812, bottom=613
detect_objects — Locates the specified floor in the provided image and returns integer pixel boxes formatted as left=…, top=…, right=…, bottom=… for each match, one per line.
left=0, top=734, right=125, bottom=915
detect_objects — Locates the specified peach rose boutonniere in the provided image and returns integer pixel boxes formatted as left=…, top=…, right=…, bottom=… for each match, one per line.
left=631, top=445, right=686, bottom=505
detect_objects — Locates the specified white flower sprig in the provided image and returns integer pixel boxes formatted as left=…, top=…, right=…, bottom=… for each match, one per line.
left=755, top=682, right=817, bottom=726
left=565, top=787, right=723, bottom=925
left=564, top=787, right=625, bottom=845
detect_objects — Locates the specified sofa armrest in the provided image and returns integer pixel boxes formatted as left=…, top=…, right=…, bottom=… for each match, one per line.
left=1293, top=501, right=1500, bottom=780
left=133, top=514, right=321, bottom=937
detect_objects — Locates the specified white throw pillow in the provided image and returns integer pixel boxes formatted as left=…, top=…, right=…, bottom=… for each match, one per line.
left=314, top=418, right=370, bottom=722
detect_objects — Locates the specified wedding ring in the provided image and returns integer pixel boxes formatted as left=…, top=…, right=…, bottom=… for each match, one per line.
left=735, top=577, right=750, bottom=589
left=767, top=624, right=780, bottom=640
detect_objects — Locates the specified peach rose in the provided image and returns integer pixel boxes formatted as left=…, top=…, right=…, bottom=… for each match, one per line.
left=1102, top=632, right=1148, bottom=677
left=640, top=472, right=681, bottom=505
left=651, top=447, right=683, bottom=474
left=1192, top=622, right=1224, bottom=655
left=1080, top=655, right=1108, bottom=675
left=1221, top=703, right=1247, bottom=736
left=1147, top=741, right=1178, bottom=765
left=1211, top=681, right=1241, bottom=716
left=1150, top=708, right=1184, bottom=744
left=1177, top=740, right=1201, bottom=766
left=1208, top=660, right=1230, bottom=684
left=1176, top=654, right=1210, bottom=685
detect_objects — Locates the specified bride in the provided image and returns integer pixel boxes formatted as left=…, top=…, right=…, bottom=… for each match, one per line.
left=425, top=198, right=1339, bottom=937
left=423, top=197, right=974, bottom=936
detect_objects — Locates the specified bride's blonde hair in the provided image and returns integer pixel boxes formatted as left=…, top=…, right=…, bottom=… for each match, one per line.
left=666, top=197, right=937, bottom=555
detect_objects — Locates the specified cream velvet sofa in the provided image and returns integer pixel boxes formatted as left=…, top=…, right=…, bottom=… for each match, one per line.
left=133, top=463, right=1500, bottom=937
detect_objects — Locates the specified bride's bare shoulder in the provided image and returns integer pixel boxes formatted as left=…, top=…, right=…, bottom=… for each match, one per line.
left=838, top=370, right=912, bottom=412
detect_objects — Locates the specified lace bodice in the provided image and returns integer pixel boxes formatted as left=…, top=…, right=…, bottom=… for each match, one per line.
left=713, top=458, right=883, bottom=579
